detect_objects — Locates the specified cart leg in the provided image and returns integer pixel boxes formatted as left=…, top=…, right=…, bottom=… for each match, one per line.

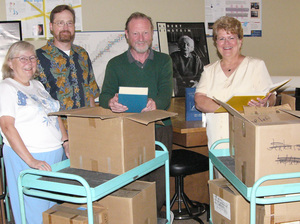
left=18, top=176, right=26, bottom=224
left=165, top=158, right=171, bottom=223
left=87, top=198, right=94, bottom=224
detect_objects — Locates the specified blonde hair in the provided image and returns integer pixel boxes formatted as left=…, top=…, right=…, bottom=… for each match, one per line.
left=212, top=16, right=243, bottom=45
left=2, top=41, right=38, bottom=79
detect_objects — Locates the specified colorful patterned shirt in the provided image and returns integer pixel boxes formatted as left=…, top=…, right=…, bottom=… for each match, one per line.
left=36, top=39, right=100, bottom=111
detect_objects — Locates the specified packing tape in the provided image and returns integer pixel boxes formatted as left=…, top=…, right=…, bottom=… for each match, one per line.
left=91, top=160, right=98, bottom=172
left=229, top=116, right=235, bottom=157
left=218, top=188, right=224, bottom=198
left=143, top=146, right=146, bottom=163
left=47, top=210, right=55, bottom=224
left=242, top=161, right=246, bottom=184
left=242, top=121, right=246, bottom=137
left=46, top=209, right=80, bottom=224
left=79, top=156, right=83, bottom=169
left=107, top=157, right=111, bottom=173
left=88, top=118, right=96, bottom=128
left=270, top=204, right=275, bottom=224
left=70, top=214, right=80, bottom=223
left=144, top=217, right=151, bottom=224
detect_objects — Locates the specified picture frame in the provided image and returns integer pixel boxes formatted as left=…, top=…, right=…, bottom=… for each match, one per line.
left=157, top=22, right=210, bottom=97
left=0, top=21, right=22, bottom=80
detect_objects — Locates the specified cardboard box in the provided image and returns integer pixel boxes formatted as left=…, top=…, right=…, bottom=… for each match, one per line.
left=216, top=98, right=300, bottom=186
left=258, top=200, right=300, bottom=224
left=50, top=107, right=176, bottom=174
left=209, top=178, right=252, bottom=224
left=98, top=180, right=157, bottom=224
left=43, top=201, right=108, bottom=224
left=281, top=93, right=300, bottom=111
left=209, top=178, right=300, bottom=224
left=185, top=88, right=202, bottom=121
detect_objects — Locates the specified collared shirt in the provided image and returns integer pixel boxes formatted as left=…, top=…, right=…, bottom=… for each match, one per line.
left=127, top=48, right=154, bottom=68
left=36, top=39, right=100, bottom=111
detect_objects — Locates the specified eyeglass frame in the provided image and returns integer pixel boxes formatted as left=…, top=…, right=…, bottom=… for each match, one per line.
left=216, top=35, right=239, bottom=43
left=52, top=21, right=75, bottom=27
left=11, top=56, right=38, bottom=64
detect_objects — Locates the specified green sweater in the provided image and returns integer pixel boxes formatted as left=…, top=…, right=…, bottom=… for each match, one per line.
left=99, top=50, right=173, bottom=126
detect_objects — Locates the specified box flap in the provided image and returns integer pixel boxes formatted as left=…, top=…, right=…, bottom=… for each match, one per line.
left=280, top=109, right=300, bottom=118
left=281, top=93, right=296, bottom=110
left=126, top=110, right=177, bottom=125
left=209, top=178, right=239, bottom=195
left=213, top=97, right=249, bottom=122
left=243, top=104, right=291, bottom=115
left=242, top=104, right=297, bottom=125
left=49, top=107, right=177, bottom=123
left=48, top=107, right=117, bottom=119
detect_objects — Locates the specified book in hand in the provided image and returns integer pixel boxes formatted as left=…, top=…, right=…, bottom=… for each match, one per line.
left=214, top=79, right=291, bottom=113
left=118, top=86, right=148, bottom=113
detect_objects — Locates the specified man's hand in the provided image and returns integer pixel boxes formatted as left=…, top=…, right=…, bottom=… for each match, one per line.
left=141, top=98, right=157, bottom=112
left=108, top=94, right=128, bottom=112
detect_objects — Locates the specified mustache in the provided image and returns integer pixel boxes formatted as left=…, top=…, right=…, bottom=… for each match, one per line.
left=60, top=30, right=71, bottom=35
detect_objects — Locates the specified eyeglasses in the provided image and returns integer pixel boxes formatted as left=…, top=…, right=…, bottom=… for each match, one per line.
left=53, top=21, right=74, bottom=27
left=12, top=56, right=37, bottom=63
left=216, top=36, right=238, bottom=43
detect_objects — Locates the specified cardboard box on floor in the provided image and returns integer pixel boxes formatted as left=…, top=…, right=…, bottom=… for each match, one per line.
left=209, top=178, right=300, bottom=224
left=209, top=178, right=253, bottom=224
left=43, top=201, right=108, bottom=224
left=49, top=107, right=176, bottom=174
left=98, top=180, right=157, bottom=224
left=215, top=98, right=300, bottom=187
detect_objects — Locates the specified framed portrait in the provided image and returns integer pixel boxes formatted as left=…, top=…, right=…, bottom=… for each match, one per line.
left=0, top=21, right=22, bottom=80
left=157, top=22, right=210, bottom=97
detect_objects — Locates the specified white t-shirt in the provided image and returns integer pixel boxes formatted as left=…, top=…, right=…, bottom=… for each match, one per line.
left=0, top=78, right=62, bottom=153
left=196, top=56, right=273, bottom=149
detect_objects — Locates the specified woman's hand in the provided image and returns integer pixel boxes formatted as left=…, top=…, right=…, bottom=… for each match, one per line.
left=63, top=141, right=70, bottom=158
left=248, top=93, right=274, bottom=107
left=29, top=159, right=52, bottom=171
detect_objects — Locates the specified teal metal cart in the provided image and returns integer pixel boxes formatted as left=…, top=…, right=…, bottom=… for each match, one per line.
left=18, top=141, right=171, bottom=224
left=209, top=139, right=300, bottom=224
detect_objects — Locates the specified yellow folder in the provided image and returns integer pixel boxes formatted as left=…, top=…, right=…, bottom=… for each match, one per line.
left=214, top=79, right=291, bottom=113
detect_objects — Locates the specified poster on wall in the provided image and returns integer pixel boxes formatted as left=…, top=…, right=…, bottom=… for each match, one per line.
left=205, top=0, right=262, bottom=37
left=157, top=22, right=210, bottom=97
left=73, top=30, right=160, bottom=89
left=0, top=21, right=22, bottom=81
left=5, top=0, right=82, bottom=39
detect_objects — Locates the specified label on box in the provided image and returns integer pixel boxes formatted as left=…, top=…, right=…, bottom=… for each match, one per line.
left=213, top=194, right=231, bottom=220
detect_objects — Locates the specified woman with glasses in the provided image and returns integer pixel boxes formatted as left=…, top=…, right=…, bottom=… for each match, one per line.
left=0, top=41, right=68, bottom=224
left=194, top=16, right=276, bottom=149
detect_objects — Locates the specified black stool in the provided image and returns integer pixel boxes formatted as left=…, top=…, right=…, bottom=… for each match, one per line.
left=170, top=149, right=209, bottom=224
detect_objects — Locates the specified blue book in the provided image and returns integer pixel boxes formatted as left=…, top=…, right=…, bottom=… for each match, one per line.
left=118, top=87, right=148, bottom=113
left=185, top=88, right=202, bottom=121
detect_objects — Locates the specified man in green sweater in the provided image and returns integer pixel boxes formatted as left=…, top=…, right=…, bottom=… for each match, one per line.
left=99, top=12, right=173, bottom=217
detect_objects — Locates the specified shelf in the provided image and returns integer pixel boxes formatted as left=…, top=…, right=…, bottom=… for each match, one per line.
left=209, top=139, right=300, bottom=224
left=18, top=141, right=171, bottom=224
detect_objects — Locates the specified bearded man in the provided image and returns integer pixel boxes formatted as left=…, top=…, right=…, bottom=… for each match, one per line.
left=36, top=4, right=100, bottom=123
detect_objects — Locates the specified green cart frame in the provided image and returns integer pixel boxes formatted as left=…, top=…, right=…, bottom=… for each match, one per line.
left=209, top=138, right=300, bottom=224
left=18, top=141, right=171, bottom=224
